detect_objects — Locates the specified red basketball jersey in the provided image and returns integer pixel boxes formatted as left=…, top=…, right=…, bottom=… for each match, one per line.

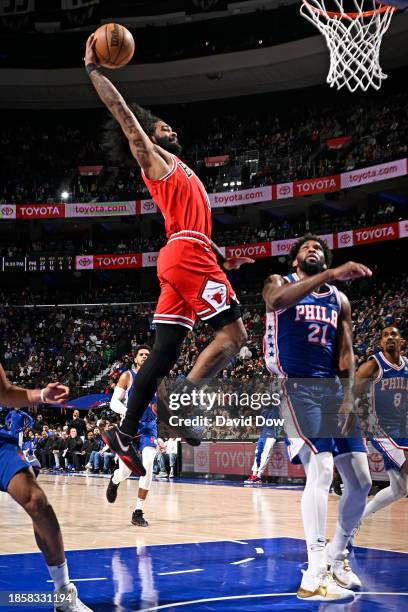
left=141, top=154, right=212, bottom=239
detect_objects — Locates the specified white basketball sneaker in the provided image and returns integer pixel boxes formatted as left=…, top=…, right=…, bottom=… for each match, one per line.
left=330, top=557, right=362, bottom=589
left=297, top=569, right=355, bottom=601
left=54, top=582, right=93, bottom=612
left=326, top=543, right=362, bottom=589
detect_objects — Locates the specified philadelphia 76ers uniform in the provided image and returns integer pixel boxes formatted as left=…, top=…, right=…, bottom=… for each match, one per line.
left=370, top=352, right=408, bottom=470
left=127, top=369, right=158, bottom=450
left=142, top=154, right=238, bottom=330
left=264, top=272, right=366, bottom=462
left=0, top=426, right=32, bottom=492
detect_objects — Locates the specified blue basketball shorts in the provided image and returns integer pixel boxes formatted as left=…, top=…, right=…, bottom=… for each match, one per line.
left=0, top=437, right=32, bottom=492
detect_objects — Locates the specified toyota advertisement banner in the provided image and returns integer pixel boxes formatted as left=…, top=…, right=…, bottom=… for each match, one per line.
left=182, top=441, right=387, bottom=479
left=0, top=205, right=16, bottom=219
left=16, top=204, right=65, bottom=219
left=340, top=158, right=407, bottom=189
left=1, top=157, right=407, bottom=221
left=65, top=202, right=136, bottom=218
left=225, top=242, right=272, bottom=259
left=209, top=186, right=272, bottom=209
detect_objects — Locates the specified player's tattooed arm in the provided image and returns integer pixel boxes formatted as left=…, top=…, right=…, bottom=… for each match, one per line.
left=84, top=34, right=170, bottom=179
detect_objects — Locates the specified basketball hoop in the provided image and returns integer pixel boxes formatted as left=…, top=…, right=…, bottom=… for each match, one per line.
left=300, top=0, right=396, bottom=91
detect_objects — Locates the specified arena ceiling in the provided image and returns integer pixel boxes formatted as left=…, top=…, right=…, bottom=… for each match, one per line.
left=0, top=4, right=406, bottom=108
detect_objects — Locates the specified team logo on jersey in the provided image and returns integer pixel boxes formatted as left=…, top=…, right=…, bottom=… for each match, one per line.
left=201, top=280, right=227, bottom=310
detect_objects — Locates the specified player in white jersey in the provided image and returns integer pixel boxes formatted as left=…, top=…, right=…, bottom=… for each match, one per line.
left=106, top=346, right=158, bottom=527
left=354, top=326, right=408, bottom=531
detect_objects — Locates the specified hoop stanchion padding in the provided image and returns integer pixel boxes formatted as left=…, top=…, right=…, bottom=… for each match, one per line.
left=300, top=0, right=396, bottom=91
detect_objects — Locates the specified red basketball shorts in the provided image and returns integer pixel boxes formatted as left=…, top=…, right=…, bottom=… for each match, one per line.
left=154, top=233, right=238, bottom=331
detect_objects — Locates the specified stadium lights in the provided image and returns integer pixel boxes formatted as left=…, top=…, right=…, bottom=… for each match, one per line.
left=61, top=191, right=69, bottom=200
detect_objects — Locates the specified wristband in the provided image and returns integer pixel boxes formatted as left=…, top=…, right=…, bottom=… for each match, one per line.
left=86, top=63, right=99, bottom=76
left=40, top=388, right=47, bottom=403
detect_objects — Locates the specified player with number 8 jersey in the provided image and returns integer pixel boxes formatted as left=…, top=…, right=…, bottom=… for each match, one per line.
left=263, top=234, right=373, bottom=601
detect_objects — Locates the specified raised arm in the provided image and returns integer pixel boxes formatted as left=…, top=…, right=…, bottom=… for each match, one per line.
left=84, top=34, right=171, bottom=179
left=263, top=261, right=372, bottom=312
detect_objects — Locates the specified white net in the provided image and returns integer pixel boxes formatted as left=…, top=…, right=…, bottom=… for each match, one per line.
left=300, top=0, right=395, bottom=91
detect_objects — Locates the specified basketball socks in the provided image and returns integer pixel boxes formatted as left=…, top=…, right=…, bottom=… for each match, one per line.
left=112, top=471, right=122, bottom=486
left=363, top=469, right=408, bottom=518
left=47, top=559, right=70, bottom=590
left=299, top=450, right=333, bottom=574
left=330, top=453, right=372, bottom=559
left=136, top=498, right=145, bottom=511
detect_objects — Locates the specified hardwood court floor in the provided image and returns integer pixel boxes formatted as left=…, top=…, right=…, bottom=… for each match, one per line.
left=1, top=474, right=407, bottom=555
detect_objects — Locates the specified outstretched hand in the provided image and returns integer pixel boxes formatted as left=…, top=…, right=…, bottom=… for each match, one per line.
left=223, top=257, right=255, bottom=270
left=84, top=33, right=99, bottom=67
left=43, top=382, right=70, bottom=405
left=330, top=261, right=372, bottom=282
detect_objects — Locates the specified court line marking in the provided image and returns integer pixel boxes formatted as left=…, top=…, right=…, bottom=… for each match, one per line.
left=255, top=547, right=264, bottom=554
left=136, top=592, right=408, bottom=612
left=46, top=578, right=107, bottom=582
left=2, top=536, right=407, bottom=556
left=230, top=557, right=255, bottom=565
left=157, top=569, right=204, bottom=576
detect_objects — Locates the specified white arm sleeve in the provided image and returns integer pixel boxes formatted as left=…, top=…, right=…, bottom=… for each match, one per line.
left=110, top=386, right=127, bottom=416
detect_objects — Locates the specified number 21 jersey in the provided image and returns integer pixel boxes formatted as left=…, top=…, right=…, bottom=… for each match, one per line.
left=264, top=272, right=341, bottom=378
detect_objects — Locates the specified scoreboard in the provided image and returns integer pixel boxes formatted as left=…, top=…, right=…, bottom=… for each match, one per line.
left=2, top=256, right=73, bottom=272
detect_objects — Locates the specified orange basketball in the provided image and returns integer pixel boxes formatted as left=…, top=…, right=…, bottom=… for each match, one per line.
left=94, top=23, right=135, bottom=69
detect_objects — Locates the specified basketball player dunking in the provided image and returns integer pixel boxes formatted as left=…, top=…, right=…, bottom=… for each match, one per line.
left=106, top=345, right=158, bottom=527
left=84, top=35, right=253, bottom=474
left=355, top=326, right=408, bottom=528
left=263, top=234, right=372, bottom=601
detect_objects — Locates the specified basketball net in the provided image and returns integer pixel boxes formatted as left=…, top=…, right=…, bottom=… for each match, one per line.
left=300, top=0, right=395, bottom=91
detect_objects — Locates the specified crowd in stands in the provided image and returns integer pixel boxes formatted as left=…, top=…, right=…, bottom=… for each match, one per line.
left=0, top=305, right=155, bottom=395
left=0, top=406, right=180, bottom=476
left=1, top=86, right=407, bottom=205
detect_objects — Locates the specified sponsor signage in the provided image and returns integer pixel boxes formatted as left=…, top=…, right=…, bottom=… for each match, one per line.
left=0, top=205, right=16, bottom=219
left=142, top=252, right=159, bottom=267
left=16, top=204, right=65, bottom=219
left=271, top=237, right=297, bottom=257
left=210, top=186, right=272, bottom=208
left=294, top=174, right=340, bottom=196
left=183, top=441, right=387, bottom=480
left=138, top=199, right=157, bottom=214
left=353, top=222, right=398, bottom=245
left=399, top=219, right=408, bottom=239
left=0, top=158, right=406, bottom=222
left=66, top=202, right=136, bottom=218
left=336, top=230, right=354, bottom=249
left=274, top=182, right=293, bottom=200
left=225, top=242, right=271, bottom=259
left=340, top=158, right=407, bottom=188
left=93, top=253, right=142, bottom=270
left=75, top=255, right=94, bottom=270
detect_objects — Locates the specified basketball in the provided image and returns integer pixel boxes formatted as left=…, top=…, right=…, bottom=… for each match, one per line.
left=94, top=23, right=134, bottom=69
